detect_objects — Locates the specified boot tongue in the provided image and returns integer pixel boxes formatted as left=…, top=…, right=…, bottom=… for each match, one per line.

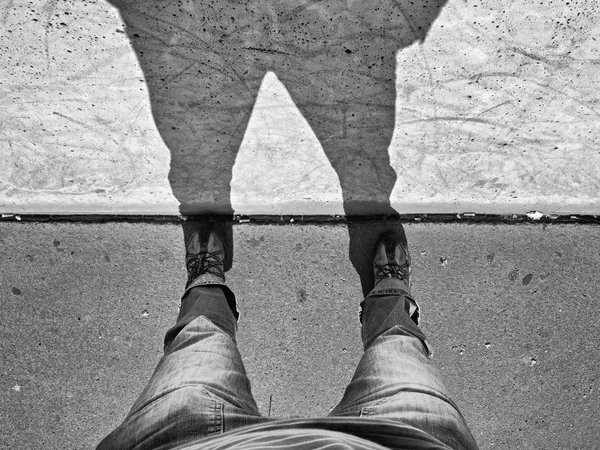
left=186, top=232, right=202, bottom=254
left=386, top=245, right=395, bottom=260
left=394, top=243, right=404, bottom=265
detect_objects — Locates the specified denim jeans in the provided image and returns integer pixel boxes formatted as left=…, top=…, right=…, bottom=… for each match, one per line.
left=96, top=280, right=478, bottom=450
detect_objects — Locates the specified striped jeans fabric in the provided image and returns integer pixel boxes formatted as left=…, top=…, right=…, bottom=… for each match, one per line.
left=96, top=282, right=479, bottom=450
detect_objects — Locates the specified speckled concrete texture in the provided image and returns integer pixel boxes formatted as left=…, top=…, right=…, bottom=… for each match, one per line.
left=1, top=222, right=599, bottom=449
left=2, top=0, right=599, bottom=216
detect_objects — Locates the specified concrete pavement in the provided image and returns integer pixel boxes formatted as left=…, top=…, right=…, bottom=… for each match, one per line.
left=1, top=220, right=599, bottom=449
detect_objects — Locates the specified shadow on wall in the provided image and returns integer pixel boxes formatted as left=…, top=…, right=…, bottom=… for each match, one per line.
left=107, top=0, right=447, bottom=294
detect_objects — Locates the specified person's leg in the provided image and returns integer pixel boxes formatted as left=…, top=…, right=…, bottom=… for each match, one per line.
left=329, top=230, right=479, bottom=450
left=97, top=231, right=269, bottom=450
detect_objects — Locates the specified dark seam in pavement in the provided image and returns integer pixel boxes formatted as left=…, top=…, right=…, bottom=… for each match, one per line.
left=1, top=214, right=599, bottom=225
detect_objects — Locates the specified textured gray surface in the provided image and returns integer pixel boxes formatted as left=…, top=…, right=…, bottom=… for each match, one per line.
left=1, top=222, right=599, bottom=449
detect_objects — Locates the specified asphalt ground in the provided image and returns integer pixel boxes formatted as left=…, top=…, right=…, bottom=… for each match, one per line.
left=1, top=221, right=599, bottom=449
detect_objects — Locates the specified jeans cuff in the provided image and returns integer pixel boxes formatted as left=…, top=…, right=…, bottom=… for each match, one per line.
left=366, top=285, right=420, bottom=326
left=182, top=282, right=239, bottom=322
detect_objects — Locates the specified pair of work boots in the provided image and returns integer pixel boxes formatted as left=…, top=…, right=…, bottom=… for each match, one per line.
left=186, top=228, right=413, bottom=324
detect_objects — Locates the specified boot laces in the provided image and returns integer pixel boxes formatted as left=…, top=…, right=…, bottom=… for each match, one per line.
left=375, top=261, right=409, bottom=281
left=186, top=250, right=224, bottom=285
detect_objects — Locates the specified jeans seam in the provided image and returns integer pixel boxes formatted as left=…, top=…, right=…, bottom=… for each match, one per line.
left=359, top=395, right=391, bottom=417
left=359, top=406, right=375, bottom=417
left=212, top=401, right=224, bottom=435
left=364, top=387, right=466, bottom=418
left=366, top=288, right=411, bottom=298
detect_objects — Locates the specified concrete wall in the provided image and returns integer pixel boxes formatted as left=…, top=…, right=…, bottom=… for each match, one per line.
left=2, top=0, right=599, bottom=216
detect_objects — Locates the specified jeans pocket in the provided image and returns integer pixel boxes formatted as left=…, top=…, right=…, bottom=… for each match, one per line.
left=222, top=403, right=272, bottom=433
left=358, top=396, right=390, bottom=417
left=356, top=391, right=479, bottom=450
left=97, top=386, right=225, bottom=449
left=328, top=402, right=364, bottom=417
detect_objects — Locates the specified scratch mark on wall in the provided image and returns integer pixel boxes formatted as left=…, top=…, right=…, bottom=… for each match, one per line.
left=285, top=164, right=329, bottom=198
left=43, top=0, right=59, bottom=70
left=393, top=0, right=438, bottom=126
left=52, top=112, right=120, bottom=146
left=243, top=46, right=290, bottom=56
left=474, top=101, right=512, bottom=118
left=401, top=116, right=510, bottom=128
left=511, top=46, right=563, bottom=66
